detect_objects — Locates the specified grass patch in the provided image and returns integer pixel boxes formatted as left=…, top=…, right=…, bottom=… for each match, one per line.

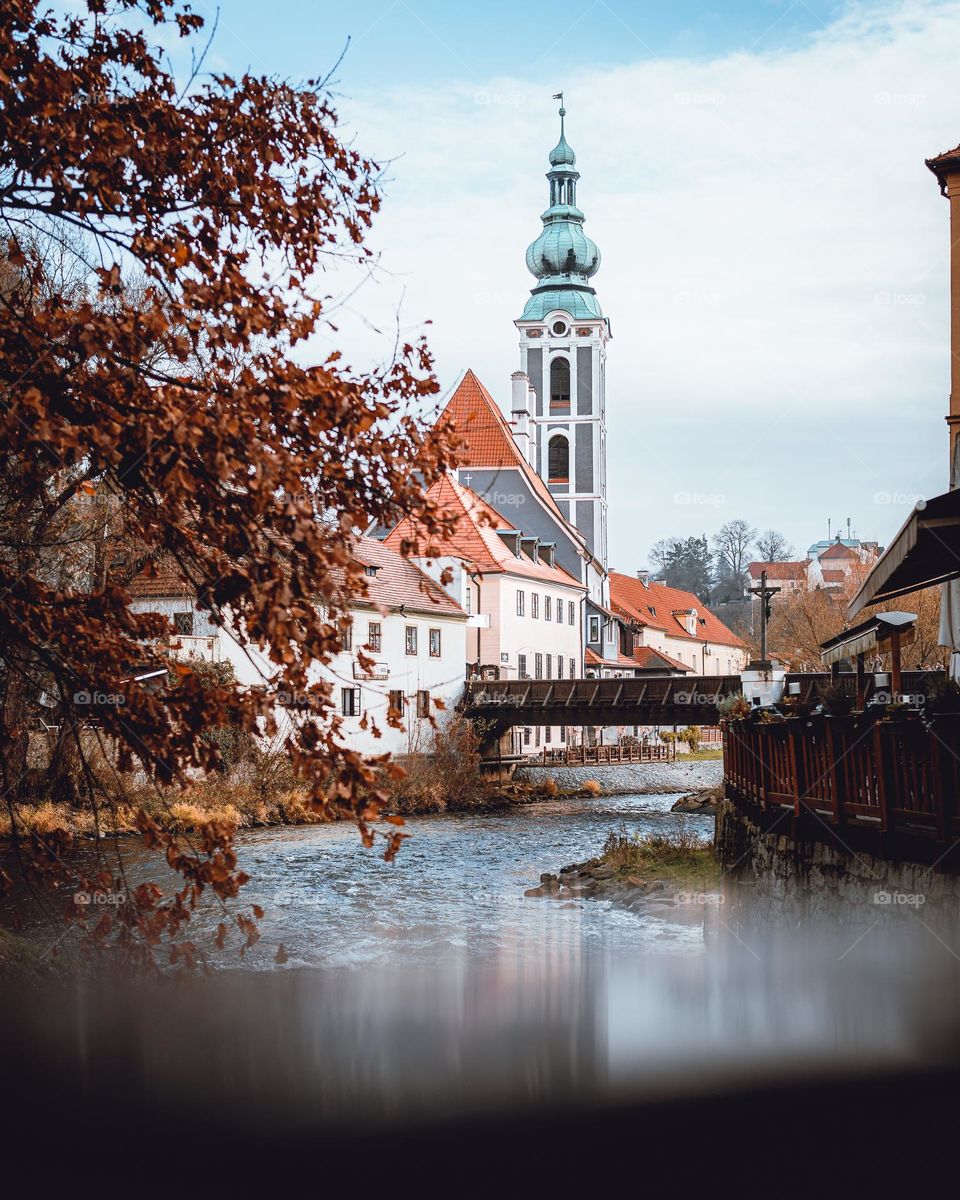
left=600, top=819, right=719, bottom=886
left=679, top=748, right=723, bottom=761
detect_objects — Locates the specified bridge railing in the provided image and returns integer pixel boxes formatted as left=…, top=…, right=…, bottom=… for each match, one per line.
left=464, top=675, right=742, bottom=713
left=724, top=712, right=960, bottom=849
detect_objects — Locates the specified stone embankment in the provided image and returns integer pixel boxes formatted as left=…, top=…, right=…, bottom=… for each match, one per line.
left=670, top=784, right=722, bottom=815
left=514, top=758, right=722, bottom=796
left=523, top=857, right=722, bottom=922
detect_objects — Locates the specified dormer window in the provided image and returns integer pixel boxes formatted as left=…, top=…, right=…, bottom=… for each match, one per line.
left=364, top=565, right=379, bottom=577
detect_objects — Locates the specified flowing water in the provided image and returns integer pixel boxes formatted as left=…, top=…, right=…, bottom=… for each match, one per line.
left=5, top=791, right=960, bottom=1120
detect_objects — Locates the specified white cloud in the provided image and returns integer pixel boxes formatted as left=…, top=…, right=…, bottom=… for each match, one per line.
left=307, top=0, right=960, bottom=565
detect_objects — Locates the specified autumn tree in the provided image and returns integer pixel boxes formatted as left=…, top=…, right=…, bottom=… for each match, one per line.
left=0, top=0, right=458, bottom=961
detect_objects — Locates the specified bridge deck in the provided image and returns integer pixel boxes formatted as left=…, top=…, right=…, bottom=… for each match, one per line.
left=463, top=675, right=742, bottom=729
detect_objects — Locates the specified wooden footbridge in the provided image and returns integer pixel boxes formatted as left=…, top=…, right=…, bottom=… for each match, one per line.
left=462, top=676, right=742, bottom=735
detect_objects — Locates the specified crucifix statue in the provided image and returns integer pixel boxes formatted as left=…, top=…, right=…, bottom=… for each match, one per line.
left=747, top=569, right=781, bottom=668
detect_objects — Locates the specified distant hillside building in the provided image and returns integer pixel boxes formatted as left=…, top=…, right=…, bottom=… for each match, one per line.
left=748, top=531, right=884, bottom=598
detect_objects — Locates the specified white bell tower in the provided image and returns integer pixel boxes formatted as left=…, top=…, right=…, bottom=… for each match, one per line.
left=514, top=98, right=610, bottom=570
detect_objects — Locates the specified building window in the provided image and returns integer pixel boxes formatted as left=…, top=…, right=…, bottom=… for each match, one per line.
left=416, top=690, right=430, bottom=718
left=546, top=653, right=552, bottom=679
left=545, top=596, right=552, bottom=621
left=465, top=586, right=472, bottom=614
left=570, top=657, right=576, bottom=678
left=568, top=600, right=575, bottom=625
left=588, top=616, right=600, bottom=643
left=518, top=653, right=527, bottom=678
left=364, top=564, right=378, bottom=577
left=558, top=657, right=564, bottom=679
left=535, top=726, right=541, bottom=747
left=367, top=622, right=382, bottom=653
left=548, top=435, right=569, bottom=482
left=545, top=726, right=552, bottom=744
left=535, top=653, right=544, bottom=679
left=341, top=687, right=361, bottom=716
left=429, top=628, right=441, bottom=657
left=342, top=621, right=353, bottom=651
left=405, top=626, right=417, bottom=655
left=516, top=589, right=525, bottom=617
left=556, top=596, right=564, bottom=623
left=549, top=357, right=570, bottom=410
left=531, top=593, right=539, bottom=619
left=388, top=690, right=404, bottom=714
left=173, top=611, right=194, bottom=636
left=523, top=727, right=531, bottom=746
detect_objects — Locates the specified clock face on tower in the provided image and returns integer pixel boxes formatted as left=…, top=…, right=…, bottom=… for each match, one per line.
left=551, top=320, right=568, bottom=336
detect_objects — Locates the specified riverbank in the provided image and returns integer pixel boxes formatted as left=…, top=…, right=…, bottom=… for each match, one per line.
left=514, top=757, right=723, bottom=796
left=0, top=775, right=595, bottom=841
left=525, top=821, right=721, bottom=918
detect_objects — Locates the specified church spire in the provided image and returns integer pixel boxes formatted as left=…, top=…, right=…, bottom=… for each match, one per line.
left=522, top=97, right=602, bottom=322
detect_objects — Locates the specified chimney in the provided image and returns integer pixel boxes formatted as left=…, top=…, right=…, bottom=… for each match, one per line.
left=847, top=517, right=851, bottom=539
left=527, top=384, right=538, bottom=466
left=636, top=569, right=649, bottom=585
left=927, top=143, right=960, bottom=478
left=510, top=371, right=532, bottom=463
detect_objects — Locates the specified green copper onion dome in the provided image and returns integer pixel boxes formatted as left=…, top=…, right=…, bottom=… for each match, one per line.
left=522, top=101, right=602, bottom=322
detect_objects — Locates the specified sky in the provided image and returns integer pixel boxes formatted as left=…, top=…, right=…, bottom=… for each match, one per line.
left=174, top=0, right=959, bottom=568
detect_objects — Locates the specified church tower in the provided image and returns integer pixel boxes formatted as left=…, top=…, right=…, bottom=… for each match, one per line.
left=514, top=99, right=610, bottom=570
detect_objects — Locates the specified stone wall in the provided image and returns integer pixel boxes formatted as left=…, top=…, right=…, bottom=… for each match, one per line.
left=514, top=758, right=723, bottom=795
left=716, top=796, right=960, bottom=929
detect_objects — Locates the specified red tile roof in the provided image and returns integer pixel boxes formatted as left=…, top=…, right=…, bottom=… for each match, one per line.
left=609, top=572, right=746, bottom=649
left=927, top=142, right=960, bottom=192
left=631, top=646, right=693, bottom=673
left=385, top=474, right=585, bottom=589
left=129, top=538, right=465, bottom=618
left=351, top=536, right=466, bottom=618
left=748, top=561, right=807, bottom=581
left=128, top=555, right=193, bottom=598
left=821, top=569, right=846, bottom=583
left=819, top=542, right=858, bottom=560
left=436, top=369, right=581, bottom=541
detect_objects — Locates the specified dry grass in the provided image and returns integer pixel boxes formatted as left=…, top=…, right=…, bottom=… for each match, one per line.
left=581, top=779, right=602, bottom=796
left=600, top=819, right=718, bottom=885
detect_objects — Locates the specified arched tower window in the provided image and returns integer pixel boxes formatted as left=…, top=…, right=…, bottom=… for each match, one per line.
left=549, top=356, right=570, bottom=411
left=548, top=434, right=570, bottom=483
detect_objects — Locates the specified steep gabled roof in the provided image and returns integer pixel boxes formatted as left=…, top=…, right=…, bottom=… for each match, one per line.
left=437, top=369, right=588, bottom=549
left=609, top=572, right=746, bottom=649
left=820, top=541, right=858, bottom=560
left=438, top=370, right=524, bottom=468
left=385, top=474, right=585, bottom=589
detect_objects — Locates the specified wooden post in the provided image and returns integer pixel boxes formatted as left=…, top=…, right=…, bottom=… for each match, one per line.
left=890, top=631, right=902, bottom=698
left=855, top=653, right=866, bottom=711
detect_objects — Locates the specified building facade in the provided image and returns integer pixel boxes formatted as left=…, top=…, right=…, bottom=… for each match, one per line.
left=128, top=537, right=469, bottom=758
left=385, top=474, right=585, bottom=755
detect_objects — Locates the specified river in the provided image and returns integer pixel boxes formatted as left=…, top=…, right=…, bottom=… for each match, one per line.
left=5, top=790, right=959, bottom=1125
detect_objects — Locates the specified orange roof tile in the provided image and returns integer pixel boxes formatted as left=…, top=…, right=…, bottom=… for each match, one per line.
left=631, top=646, right=694, bottom=673
left=748, top=561, right=807, bottom=581
left=819, top=542, right=858, bottom=560
left=437, top=369, right=586, bottom=545
left=821, top=569, right=846, bottom=583
left=610, top=572, right=745, bottom=649
left=385, top=474, right=585, bottom=589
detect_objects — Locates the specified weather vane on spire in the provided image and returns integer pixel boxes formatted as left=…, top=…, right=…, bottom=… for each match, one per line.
left=552, top=91, right=565, bottom=134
